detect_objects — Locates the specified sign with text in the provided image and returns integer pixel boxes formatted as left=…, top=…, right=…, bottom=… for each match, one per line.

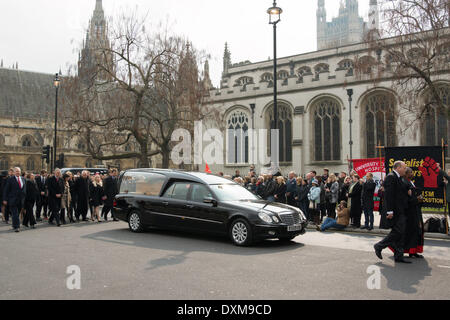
left=352, top=158, right=385, bottom=211
left=385, top=146, right=445, bottom=208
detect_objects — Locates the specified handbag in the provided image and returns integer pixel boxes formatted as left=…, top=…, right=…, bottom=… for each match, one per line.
left=309, top=200, right=316, bottom=210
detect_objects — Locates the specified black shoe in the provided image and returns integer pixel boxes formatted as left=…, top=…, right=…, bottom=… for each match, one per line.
left=14, top=228, right=20, bottom=233
left=409, top=254, right=424, bottom=259
left=23, top=224, right=29, bottom=228
left=31, top=225, right=36, bottom=229
left=361, top=226, right=368, bottom=230
left=113, top=219, right=119, bottom=221
left=395, top=258, right=412, bottom=264
left=57, top=224, right=61, bottom=227
left=374, top=245, right=383, bottom=260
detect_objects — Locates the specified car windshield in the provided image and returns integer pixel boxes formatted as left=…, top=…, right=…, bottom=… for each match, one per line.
left=209, top=184, right=258, bottom=201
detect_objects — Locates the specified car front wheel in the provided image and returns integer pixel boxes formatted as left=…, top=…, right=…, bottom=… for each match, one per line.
left=128, top=211, right=144, bottom=233
left=229, top=219, right=253, bottom=246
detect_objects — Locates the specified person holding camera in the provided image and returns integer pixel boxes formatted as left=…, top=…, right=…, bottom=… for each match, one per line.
left=317, top=200, right=350, bottom=232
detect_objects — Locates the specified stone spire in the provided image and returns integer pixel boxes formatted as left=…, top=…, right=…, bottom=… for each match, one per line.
left=223, top=42, right=231, bottom=76
left=317, top=0, right=327, bottom=50
left=0, top=59, right=3, bottom=68
left=202, top=60, right=213, bottom=91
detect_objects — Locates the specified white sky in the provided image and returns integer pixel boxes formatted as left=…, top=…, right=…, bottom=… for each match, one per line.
left=0, top=0, right=371, bottom=86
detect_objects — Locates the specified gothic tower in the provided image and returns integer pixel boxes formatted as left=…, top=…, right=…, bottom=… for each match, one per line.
left=78, top=0, right=114, bottom=83
left=223, top=42, right=232, bottom=76
left=316, top=0, right=327, bottom=50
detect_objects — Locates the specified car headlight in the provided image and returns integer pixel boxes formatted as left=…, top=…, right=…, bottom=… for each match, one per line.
left=258, top=211, right=273, bottom=224
left=272, top=216, right=280, bottom=223
left=295, top=208, right=307, bottom=221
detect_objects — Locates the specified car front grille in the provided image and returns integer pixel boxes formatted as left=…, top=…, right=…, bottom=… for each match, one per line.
left=279, top=212, right=301, bottom=225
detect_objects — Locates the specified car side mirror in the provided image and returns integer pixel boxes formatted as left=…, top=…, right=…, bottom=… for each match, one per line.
left=203, top=197, right=218, bottom=207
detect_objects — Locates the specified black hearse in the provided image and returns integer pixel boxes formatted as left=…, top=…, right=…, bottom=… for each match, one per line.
left=113, top=169, right=307, bottom=246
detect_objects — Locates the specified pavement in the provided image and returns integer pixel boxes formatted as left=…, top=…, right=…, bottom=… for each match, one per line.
left=309, top=212, right=450, bottom=241
left=0, top=218, right=449, bottom=300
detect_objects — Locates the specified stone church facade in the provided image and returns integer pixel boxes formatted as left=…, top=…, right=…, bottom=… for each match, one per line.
left=203, top=1, right=450, bottom=176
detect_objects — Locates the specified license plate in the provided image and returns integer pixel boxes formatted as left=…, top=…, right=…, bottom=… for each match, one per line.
left=288, top=224, right=303, bottom=232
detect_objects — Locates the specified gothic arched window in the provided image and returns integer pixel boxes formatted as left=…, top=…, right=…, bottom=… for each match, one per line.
left=266, top=103, right=293, bottom=163
left=26, top=157, right=36, bottom=172
left=314, top=63, right=329, bottom=74
left=297, top=66, right=312, bottom=77
left=363, top=92, right=396, bottom=158
left=338, top=59, right=353, bottom=70
left=0, top=158, right=9, bottom=170
left=22, top=136, right=34, bottom=147
left=277, top=70, right=289, bottom=80
left=260, top=73, right=273, bottom=82
left=77, top=140, right=87, bottom=151
left=235, top=76, right=254, bottom=86
left=312, top=98, right=341, bottom=161
left=423, top=85, right=450, bottom=155
left=227, top=110, right=249, bottom=164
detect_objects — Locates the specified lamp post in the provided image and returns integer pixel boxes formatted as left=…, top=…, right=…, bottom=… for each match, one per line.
left=267, top=1, right=282, bottom=167
left=347, top=89, right=354, bottom=168
left=250, top=103, right=256, bottom=164
left=53, top=73, right=61, bottom=172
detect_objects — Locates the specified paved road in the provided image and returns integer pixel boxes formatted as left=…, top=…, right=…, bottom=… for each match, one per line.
left=0, top=220, right=449, bottom=300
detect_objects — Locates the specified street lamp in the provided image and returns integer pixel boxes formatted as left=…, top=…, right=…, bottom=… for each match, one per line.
left=53, top=73, right=61, bottom=172
left=347, top=89, right=354, bottom=168
left=267, top=1, right=282, bottom=166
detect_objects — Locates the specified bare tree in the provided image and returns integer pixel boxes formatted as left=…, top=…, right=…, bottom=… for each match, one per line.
left=360, top=0, right=450, bottom=132
left=62, top=10, right=214, bottom=168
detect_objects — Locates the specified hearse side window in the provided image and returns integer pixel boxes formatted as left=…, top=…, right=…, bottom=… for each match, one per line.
left=119, top=172, right=166, bottom=196
left=169, top=182, right=191, bottom=201
left=190, top=184, right=213, bottom=203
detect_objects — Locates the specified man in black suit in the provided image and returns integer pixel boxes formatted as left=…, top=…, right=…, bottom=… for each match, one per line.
left=74, top=170, right=90, bottom=222
left=36, top=170, right=49, bottom=221
left=47, top=169, right=63, bottom=227
left=2, top=167, right=27, bottom=232
left=102, top=168, right=119, bottom=221
left=374, top=161, right=411, bottom=263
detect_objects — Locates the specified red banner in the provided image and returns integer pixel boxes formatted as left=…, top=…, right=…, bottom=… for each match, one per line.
left=352, top=158, right=386, bottom=211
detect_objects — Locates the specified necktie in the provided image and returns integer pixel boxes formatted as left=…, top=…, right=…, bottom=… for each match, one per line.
left=18, top=177, right=22, bottom=189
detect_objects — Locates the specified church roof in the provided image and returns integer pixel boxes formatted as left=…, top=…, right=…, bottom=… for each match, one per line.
left=0, top=67, right=55, bottom=119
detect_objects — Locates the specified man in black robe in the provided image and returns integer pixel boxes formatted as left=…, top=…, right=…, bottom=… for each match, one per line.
left=402, top=167, right=425, bottom=258
left=374, top=161, right=411, bottom=263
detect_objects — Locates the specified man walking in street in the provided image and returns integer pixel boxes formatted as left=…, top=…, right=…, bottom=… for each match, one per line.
left=374, top=161, right=411, bottom=264
left=102, top=168, right=119, bottom=221
left=74, top=170, right=90, bottom=222
left=36, top=170, right=49, bottom=221
left=48, top=169, right=63, bottom=227
left=2, top=167, right=26, bottom=232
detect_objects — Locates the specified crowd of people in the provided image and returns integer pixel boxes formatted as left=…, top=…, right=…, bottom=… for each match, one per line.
left=219, top=167, right=380, bottom=231
left=0, top=167, right=120, bottom=232
left=220, top=163, right=439, bottom=261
